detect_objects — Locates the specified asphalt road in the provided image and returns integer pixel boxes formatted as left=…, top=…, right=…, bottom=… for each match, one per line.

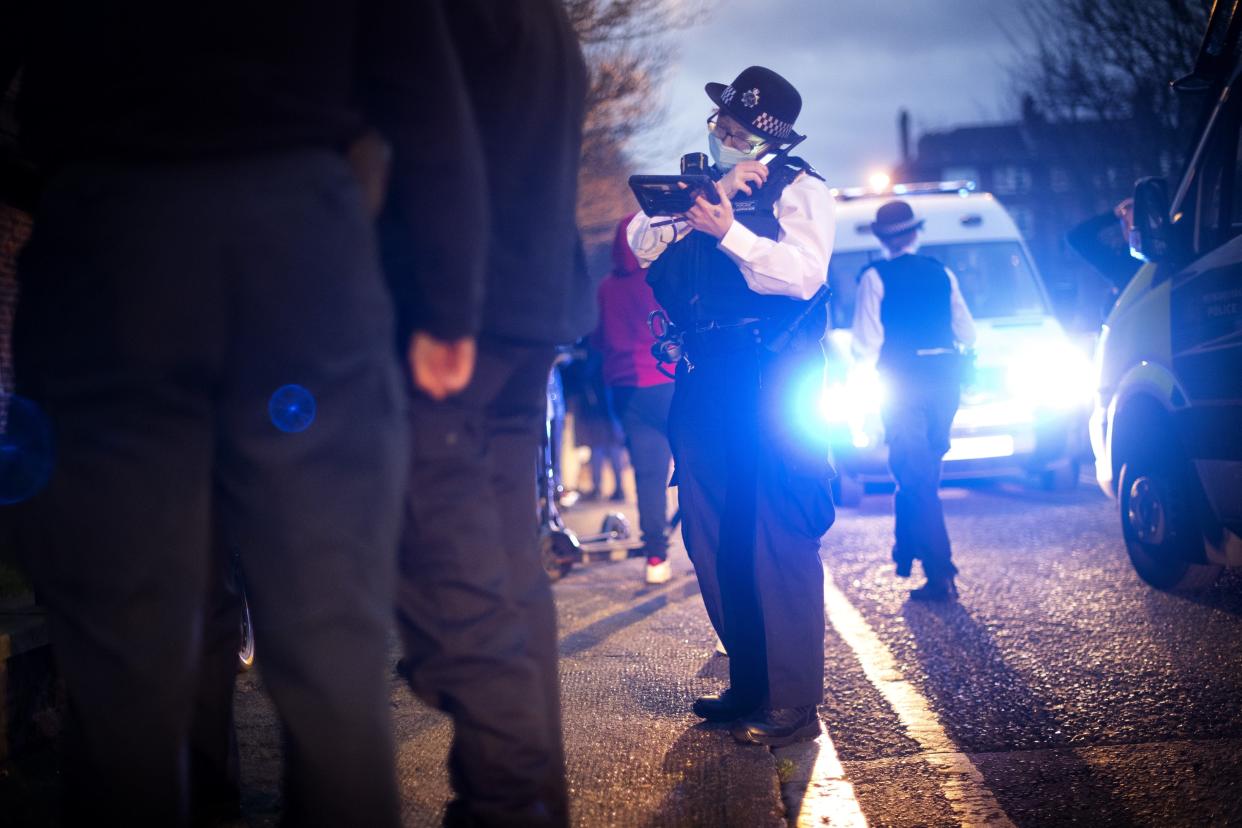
left=5, top=473, right=1242, bottom=826
left=818, top=478, right=1242, bottom=827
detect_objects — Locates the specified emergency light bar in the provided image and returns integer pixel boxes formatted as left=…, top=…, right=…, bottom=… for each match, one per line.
left=830, top=180, right=977, bottom=201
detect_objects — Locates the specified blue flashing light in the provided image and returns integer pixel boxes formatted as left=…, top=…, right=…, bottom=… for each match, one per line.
left=269, top=385, right=317, bottom=433
left=0, top=395, right=54, bottom=504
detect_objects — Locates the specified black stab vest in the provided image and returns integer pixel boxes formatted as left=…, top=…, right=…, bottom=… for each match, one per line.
left=872, top=253, right=955, bottom=372
left=646, top=158, right=827, bottom=338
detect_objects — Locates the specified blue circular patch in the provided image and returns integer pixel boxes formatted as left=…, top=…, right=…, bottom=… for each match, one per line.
left=0, top=395, right=54, bottom=504
left=268, top=385, right=317, bottom=434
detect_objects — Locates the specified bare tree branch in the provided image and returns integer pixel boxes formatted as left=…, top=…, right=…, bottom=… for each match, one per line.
left=566, top=0, right=704, bottom=261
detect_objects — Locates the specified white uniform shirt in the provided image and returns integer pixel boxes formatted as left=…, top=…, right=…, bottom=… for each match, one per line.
left=625, top=171, right=835, bottom=302
left=851, top=242, right=977, bottom=364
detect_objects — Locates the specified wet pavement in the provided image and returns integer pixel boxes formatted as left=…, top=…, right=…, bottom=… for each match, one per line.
left=5, top=473, right=1242, bottom=826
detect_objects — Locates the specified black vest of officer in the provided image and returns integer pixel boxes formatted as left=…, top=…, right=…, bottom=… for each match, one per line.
left=646, top=158, right=826, bottom=337
left=872, top=253, right=955, bottom=372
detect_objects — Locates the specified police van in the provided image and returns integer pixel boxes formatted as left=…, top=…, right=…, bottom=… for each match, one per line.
left=1090, top=6, right=1242, bottom=590
left=823, top=181, right=1093, bottom=504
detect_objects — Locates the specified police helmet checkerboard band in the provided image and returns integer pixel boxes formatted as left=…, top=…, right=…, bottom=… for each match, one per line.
left=705, top=66, right=803, bottom=145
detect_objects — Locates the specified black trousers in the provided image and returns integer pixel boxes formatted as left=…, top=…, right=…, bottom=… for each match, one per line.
left=398, top=339, right=566, bottom=827
left=668, top=342, right=834, bottom=709
left=881, top=363, right=961, bottom=580
left=609, top=383, right=674, bottom=560
left=12, top=151, right=407, bottom=827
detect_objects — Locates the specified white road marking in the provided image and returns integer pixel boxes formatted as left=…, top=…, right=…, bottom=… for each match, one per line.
left=822, top=570, right=1017, bottom=827
left=780, top=720, right=869, bottom=827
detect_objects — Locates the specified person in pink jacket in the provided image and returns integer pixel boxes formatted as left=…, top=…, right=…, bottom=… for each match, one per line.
left=593, top=214, right=676, bottom=584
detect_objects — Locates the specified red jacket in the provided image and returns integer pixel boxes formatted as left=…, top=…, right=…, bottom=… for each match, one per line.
left=592, top=216, right=674, bottom=388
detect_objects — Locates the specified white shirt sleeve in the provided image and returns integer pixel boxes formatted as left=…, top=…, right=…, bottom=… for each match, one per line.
left=626, top=211, right=693, bottom=268
left=851, top=267, right=884, bottom=364
left=716, top=173, right=835, bottom=301
left=946, top=267, right=977, bottom=347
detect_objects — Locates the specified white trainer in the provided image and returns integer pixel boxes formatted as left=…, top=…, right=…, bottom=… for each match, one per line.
left=645, top=559, right=672, bottom=585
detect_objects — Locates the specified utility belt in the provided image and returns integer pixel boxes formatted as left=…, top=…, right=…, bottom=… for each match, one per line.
left=685, top=318, right=776, bottom=358
left=649, top=285, right=830, bottom=373
left=879, top=349, right=966, bottom=384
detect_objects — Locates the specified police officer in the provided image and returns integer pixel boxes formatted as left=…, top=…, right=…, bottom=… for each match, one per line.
left=852, top=200, right=977, bottom=601
left=628, top=66, right=836, bottom=747
left=396, top=2, right=589, bottom=825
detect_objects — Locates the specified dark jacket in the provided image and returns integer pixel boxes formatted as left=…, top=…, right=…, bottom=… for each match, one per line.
left=1066, top=211, right=1140, bottom=291
left=5, top=0, right=488, bottom=342
left=443, top=1, right=595, bottom=346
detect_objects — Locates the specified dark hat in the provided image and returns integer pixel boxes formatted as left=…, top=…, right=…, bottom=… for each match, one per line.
left=871, top=200, right=925, bottom=238
left=705, top=66, right=803, bottom=144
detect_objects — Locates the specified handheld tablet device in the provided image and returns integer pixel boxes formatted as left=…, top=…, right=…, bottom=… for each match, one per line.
left=628, top=174, right=720, bottom=217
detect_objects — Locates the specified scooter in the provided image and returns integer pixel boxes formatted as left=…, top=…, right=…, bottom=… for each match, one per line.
left=538, top=362, right=645, bottom=581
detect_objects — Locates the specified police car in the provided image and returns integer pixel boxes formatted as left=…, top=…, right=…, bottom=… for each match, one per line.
left=821, top=181, right=1093, bottom=504
left=1091, top=4, right=1242, bottom=590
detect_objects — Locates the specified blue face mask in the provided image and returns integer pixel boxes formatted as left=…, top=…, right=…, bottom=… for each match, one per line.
left=708, top=132, right=765, bottom=171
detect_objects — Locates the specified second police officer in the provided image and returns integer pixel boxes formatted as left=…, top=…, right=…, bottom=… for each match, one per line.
left=628, top=66, right=836, bottom=746
left=852, top=200, right=977, bottom=601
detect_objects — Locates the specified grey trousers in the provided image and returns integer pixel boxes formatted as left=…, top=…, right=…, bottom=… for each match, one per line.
left=610, top=383, right=674, bottom=560
left=13, top=151, right=407, bottom=827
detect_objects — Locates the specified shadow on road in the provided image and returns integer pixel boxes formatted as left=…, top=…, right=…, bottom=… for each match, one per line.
left=901, top=599, right=1140, bottom=826
left=637, top=721, right=783, bottom=828
left=558, top=578, right=700, bottom=658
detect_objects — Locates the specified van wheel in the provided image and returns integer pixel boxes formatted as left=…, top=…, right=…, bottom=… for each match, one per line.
left=832, top=474, right=863, bottom=508
left=1118, top=450, right=1220, bottom=591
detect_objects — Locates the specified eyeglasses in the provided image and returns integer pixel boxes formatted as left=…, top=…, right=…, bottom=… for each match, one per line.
left=707, top=111, right=767, bottom=153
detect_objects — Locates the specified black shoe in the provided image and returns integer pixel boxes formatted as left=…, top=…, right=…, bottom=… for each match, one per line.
left=692, top=689, right=760, bottom=723
left=609, top=488, right=627, bottom=502
left=731, top=706, right=820, bottom=746
left=909, top=576, right=957, bottom=602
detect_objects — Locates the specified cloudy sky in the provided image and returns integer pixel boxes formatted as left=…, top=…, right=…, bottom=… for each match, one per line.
left=632, top=0, right=1029, bottom=186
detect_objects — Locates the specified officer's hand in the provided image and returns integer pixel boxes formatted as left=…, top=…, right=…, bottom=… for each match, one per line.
left=684, top=181, right=734, bottom=240
left=720, top=161, right=768, bottom=198
left=408, top=332, right=476, bottom=400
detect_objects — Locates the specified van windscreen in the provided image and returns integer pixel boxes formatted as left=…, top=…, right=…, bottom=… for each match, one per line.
left=827, top=241, right=1049, bottom=329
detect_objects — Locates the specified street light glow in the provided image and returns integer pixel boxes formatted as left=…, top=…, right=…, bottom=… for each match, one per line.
left=868, top=171, right=891, bottom=192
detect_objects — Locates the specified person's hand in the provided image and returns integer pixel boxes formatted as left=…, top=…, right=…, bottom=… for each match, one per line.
left=408, top=332, right=476, bottom=400
left=720, top=161, right=768, bottom=198
left=683, top=181, right=734, bottom=240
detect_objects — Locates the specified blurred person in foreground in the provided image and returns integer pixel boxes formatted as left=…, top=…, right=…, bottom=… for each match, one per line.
left=4, top=2, right=484, bottom=825
left=628, top=66, right=837, bottom=746
left=394, top=2, right=590, bottom=825
left=852, top=200, right=977, bottom=602
left=594, top=213, right=676, bottom=585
